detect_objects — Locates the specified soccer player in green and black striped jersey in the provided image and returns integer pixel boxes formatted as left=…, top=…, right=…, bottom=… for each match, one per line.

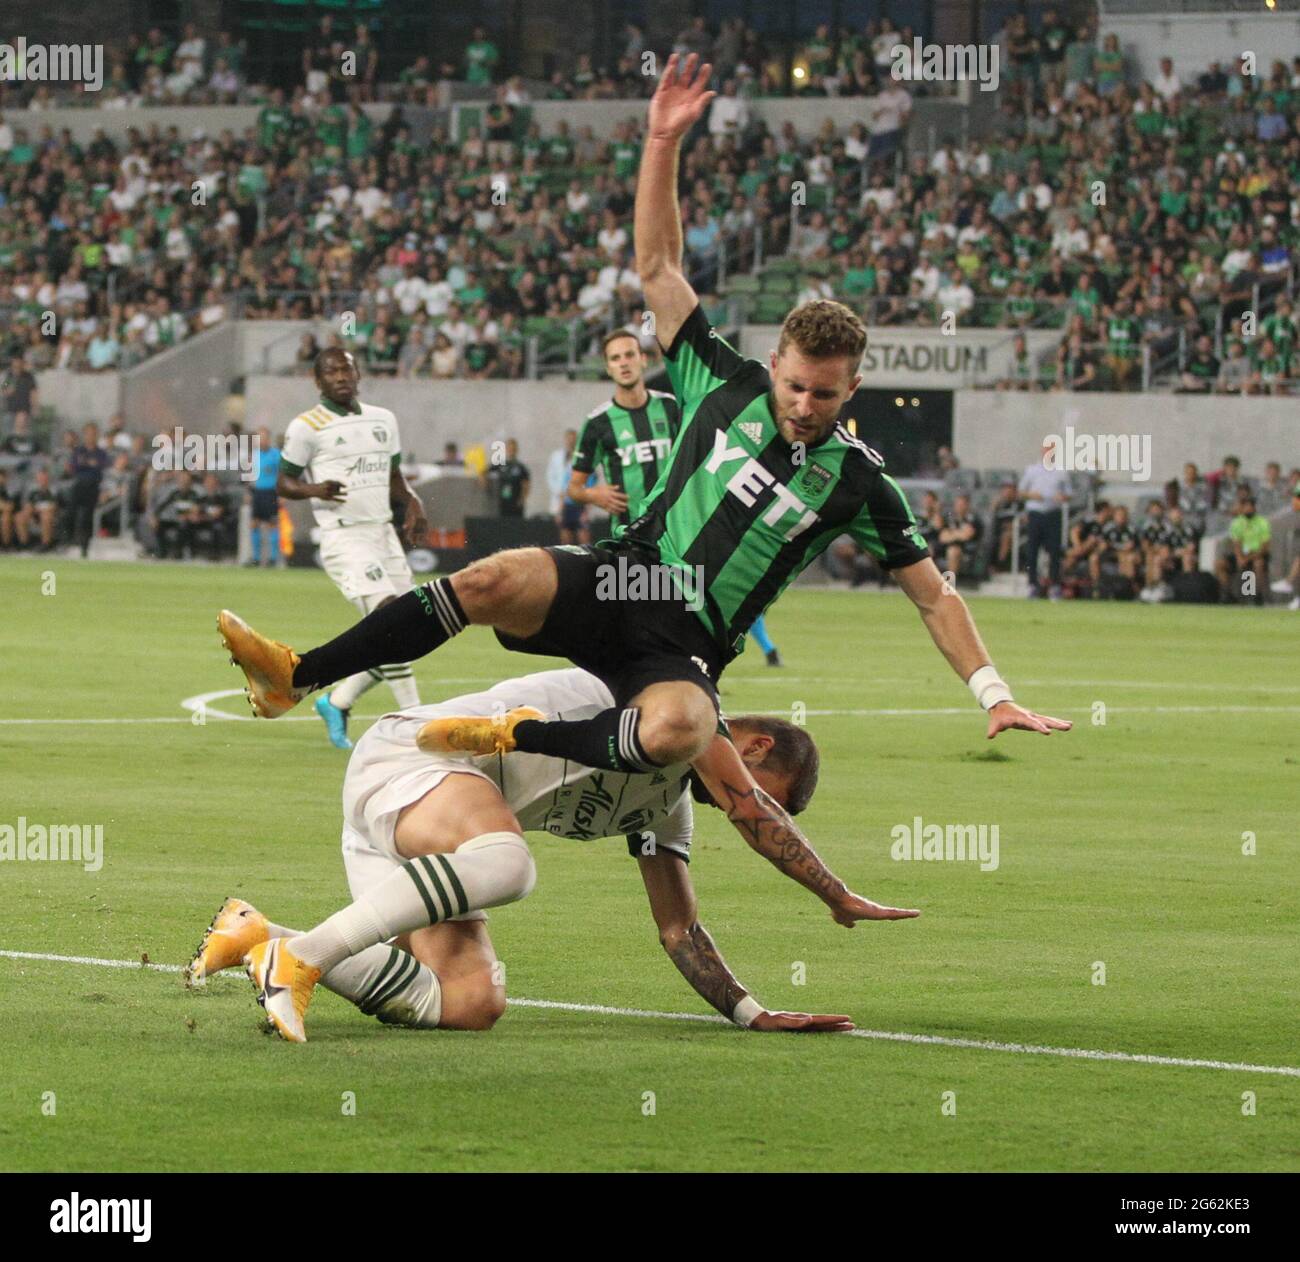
left=234, top=53, right=1070, bottom=806
left=568, top=329, right=681, bottom=528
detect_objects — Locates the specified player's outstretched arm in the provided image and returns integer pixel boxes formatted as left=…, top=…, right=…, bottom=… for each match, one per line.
left=636, top=52, right=713, bottom=352
left=691, top=735, right=920, bottom=928
left=637, top=849, right=852, bottom=1032
left=892, top=557, right=1074, bottom=740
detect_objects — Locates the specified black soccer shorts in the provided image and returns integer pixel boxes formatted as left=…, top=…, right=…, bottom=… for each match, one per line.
left=494, top=542, right=725, bottom=711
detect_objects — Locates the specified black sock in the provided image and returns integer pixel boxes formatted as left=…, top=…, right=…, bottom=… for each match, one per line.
left=513, top=707, right=660, bottom=773
left=293, top=578, right=467, bottom=690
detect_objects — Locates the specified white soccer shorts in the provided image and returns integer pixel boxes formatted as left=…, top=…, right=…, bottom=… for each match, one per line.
left=318, top=522, right=414, bottom=613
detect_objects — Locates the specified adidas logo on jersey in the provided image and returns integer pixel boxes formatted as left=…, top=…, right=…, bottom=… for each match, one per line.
left=738, top=421, right=764, bottom=445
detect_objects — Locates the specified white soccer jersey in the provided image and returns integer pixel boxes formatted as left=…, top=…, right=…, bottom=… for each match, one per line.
left=344, top=668, right=696, bottom=860
left=281, top=398, right=401, bottom=530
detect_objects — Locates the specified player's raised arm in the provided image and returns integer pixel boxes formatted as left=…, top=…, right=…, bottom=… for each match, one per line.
left=691, top=733, right=920, bottom=927
left=636, top=846, right=852, bottom=1033
left=636, top=52, right=714, bottom=352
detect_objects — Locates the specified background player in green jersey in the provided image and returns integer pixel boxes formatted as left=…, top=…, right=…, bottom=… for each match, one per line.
left=568, top=329, right=681, bottom=529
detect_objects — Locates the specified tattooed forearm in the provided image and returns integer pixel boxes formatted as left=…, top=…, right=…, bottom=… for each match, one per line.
left=717, top=777, right=847, bottom=902
left=664, top=921, right=749, bottom=1018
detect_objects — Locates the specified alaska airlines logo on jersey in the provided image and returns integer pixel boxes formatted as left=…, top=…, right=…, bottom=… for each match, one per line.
left=705, top=429, right=820, bottom=542
left=617, top=437, right=672, bottom=468
left=345, top=454, right=389, bottom=478
left=570, top=773, right=616, bottom=840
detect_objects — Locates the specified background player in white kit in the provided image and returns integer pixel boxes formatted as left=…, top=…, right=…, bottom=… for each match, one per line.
left=277, top=348, right=430, bottom=749
left=186, top=666, right=918, bottom=1041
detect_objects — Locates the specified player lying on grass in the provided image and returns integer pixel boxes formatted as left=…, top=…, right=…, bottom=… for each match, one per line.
left=217, top=52, right=1069, bottom=792
left=186, top=667, right=917, bottom=1042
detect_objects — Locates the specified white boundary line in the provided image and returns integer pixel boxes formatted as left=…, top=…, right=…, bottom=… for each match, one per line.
left=2, top=948, right=1296, bottom=1077
left=3, top=698, right=1299, bottom=726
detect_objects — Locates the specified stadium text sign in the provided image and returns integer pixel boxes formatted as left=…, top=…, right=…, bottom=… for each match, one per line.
left=152, top=428, right=261, bottom=481
left=742, top=328, right=1059, bottom=388
left=0, top=39, right=103, bottom=91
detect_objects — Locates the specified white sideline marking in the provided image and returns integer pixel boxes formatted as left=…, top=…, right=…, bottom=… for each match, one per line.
left=2, top=701, right=1299, bottom=727
left=2, top=948, right=1296, bottom=1077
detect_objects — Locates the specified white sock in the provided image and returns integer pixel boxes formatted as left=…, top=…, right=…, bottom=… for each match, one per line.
left=264, top=925, right=441, bottom=1027
left=289, top=832, right=535, bottom=973
left=323, top=942, right=442, bottom=1027
left=381, top=663, right=419, bottom=708
left=330, top=669, right=383, bottom=712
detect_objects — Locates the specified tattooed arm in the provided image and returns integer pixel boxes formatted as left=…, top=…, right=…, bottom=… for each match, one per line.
left=690, top=733, right=920, bottom=927
left=636, top=848, right=853, bottom=1033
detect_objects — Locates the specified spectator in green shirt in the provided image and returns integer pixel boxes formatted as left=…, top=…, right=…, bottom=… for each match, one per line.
left=1218, top=497, right=1271, bottom=602
left=465, top=28, right=499, bottom=86
left=1093, top=33, right=1125, bottom=96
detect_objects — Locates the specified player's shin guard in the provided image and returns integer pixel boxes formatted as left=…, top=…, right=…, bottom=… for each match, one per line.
left=288, top=832, right=534, bottom=974
left=330, top=668, right=383, bottom=711
left=512, top=707, right=661, bottom=773
left=292, top=578, right=467, bottom=691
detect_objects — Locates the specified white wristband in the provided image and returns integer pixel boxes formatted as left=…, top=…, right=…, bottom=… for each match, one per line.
left=967, top=665, right=1013, bottom=711
left=732, top=995, right=763, bottom=1027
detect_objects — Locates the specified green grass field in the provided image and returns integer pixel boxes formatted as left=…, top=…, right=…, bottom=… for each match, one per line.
left=1, top=555, right=1297, bottom=1172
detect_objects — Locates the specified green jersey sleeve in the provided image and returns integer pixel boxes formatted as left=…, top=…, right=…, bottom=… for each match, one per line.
left=571, top=413, right=604, bottom=476
left=664, top=304, right=746, bottom=410
left=847, top=471, right=932, bottom=569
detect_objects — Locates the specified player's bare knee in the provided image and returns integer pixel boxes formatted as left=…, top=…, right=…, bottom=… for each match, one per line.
left=442, top=971, right=507, bottom=1031
left=637, top=703, right=713, bottom=765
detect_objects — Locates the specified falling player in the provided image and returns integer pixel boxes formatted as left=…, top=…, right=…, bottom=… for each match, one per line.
left=277, top=348, right=429, bottom=750
left=185, top=666, right=917, bottom=1041
left=220, top=53, right=1069, bottom=790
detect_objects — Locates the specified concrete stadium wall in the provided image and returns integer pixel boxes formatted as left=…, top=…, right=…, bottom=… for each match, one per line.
left=35, top=369, right=120, bottom=427
left=952, top=390, right=1297, bottom=486
left=244, top=375, right=613, bottom=517
left=5, top=93, right=967, bottom=147
left=1101, top=12, right=1300, bottom=85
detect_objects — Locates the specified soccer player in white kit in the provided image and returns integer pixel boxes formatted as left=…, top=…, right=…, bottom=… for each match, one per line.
left=186, top=666, right=919, bottom=1041
left=277, top=348, right=429, bottom=750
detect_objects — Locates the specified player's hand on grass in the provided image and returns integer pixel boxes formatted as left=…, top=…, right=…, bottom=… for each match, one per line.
left=750, top=1010, right=855, bottom=1033
left=314, top=480, right=347, bottom=502
left=591, top=485, right=628, bottom=515
left=649, top=53, right=716, bottom=142
left=830, top=892, right=920, bottom=927
left=986, top=701, right=1072, bottom=740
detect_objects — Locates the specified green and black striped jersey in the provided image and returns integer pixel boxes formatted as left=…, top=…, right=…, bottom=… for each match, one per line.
left=625, top=305, right=930, bottom=658
left=572, top=390, right=682, bottom=527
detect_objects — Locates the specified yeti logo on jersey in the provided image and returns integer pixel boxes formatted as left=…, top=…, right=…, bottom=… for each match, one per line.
left=372, top=426, right=388, bottom=444
left=704, top=430, right=820, bottom=542
left=738, top=420, right=764, bottom=445
left=617, top=437, right=672, bottom=467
